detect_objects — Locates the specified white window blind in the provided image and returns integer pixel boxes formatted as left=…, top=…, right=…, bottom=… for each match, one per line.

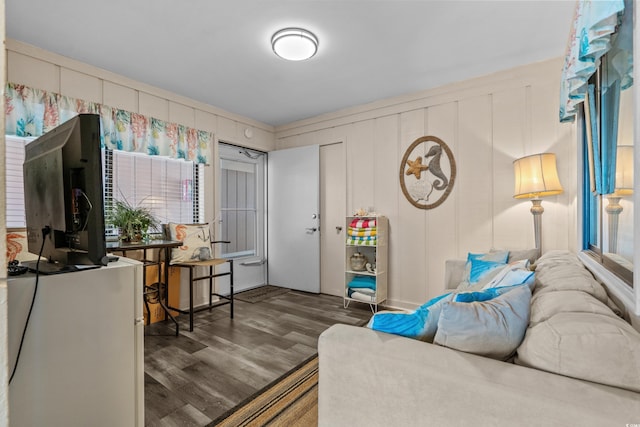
left=7, top=141, right=203, bottom=234
left=5, top=136, right=34, bottom=228
left=109, top=150, right=199, bottom=234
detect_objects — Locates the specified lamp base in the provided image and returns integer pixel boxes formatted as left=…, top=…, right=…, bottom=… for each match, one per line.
left=530, top=199, right=543, bottom=253
left=605, top=195, right=623, bottom=254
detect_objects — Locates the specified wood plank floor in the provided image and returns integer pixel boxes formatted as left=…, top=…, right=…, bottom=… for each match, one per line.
left=143, top=290, right=372, bottom=426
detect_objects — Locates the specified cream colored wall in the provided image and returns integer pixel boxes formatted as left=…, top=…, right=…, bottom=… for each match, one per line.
left=1, top=2, right=9, bottom=425
left=276, top=58, right=577, bottom=309
left=5, top=38, right=277, bottom=311
left=6, top=38, right=277, bottom=226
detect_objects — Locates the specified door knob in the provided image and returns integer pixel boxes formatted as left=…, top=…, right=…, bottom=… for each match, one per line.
left=305, top=227, right=318, bottom=233
left=336, top=226, right=343, bottom=232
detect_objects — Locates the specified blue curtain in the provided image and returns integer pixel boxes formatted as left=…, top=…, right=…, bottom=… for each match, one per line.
left=564, top=0, right=633, bottom=196
left=601, top=79, right=620, bottom=194
left=559, top=0, right=627, bottom=123
left=585, top=84, right=601, bottom=193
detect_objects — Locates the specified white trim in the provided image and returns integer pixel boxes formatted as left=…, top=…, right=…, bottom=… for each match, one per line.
left=578, top=252, right=637, bottom=316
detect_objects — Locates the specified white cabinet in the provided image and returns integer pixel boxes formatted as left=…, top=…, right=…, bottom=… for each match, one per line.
left=7, top=259, right=145, bottom=427
left=344, top=215, right=388, bottom=312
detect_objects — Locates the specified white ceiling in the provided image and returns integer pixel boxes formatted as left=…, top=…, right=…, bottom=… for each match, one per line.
left=6, top=1, right=576, bottom=127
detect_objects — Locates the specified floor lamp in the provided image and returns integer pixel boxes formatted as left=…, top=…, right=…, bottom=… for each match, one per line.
left=606, top=145, right=634, bottom=254
left=513, top=153, right=564, bottom=254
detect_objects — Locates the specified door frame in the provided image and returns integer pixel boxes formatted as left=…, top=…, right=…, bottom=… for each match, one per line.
left=320, top=141, right=347, bottom=296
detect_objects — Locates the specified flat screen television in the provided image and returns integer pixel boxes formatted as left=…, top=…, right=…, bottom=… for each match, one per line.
left=22, top=113, right=108, bottom=273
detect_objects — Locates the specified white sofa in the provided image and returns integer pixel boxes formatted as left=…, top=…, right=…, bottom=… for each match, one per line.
left=318, top=251, right=640, bottom=426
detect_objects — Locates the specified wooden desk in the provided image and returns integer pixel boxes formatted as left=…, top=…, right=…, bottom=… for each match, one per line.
left=107, top=239, right=182, bottom=336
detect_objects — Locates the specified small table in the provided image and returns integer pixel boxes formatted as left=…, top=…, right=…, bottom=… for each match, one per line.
left=106, top=239, right=182, bottom=336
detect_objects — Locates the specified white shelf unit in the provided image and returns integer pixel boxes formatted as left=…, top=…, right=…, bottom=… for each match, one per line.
left=344, top=215, right=388, bottom=312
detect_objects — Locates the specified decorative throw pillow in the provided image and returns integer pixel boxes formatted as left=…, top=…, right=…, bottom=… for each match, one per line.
left=168, top=223, right=213, bottom=263
left=434, top=284, right=532, bottom=360
left=367, top=292, right=454, bottom=342
left=457, top=250, right=509, bottom=289
left=482, top=260, right=534, bottom=290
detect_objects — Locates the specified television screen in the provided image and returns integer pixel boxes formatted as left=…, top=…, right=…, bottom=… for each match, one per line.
left=23, top=114, right=107, bottom=273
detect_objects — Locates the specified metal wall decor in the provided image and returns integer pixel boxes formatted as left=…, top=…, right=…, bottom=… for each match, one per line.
left=399, top=136, right=456, bottom=209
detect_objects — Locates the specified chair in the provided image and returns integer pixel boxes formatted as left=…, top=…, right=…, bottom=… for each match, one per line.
left=164, top=223, right=234, bottom=332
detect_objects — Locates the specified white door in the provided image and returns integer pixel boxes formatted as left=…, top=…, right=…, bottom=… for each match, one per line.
left=320, top=143, right=346, bottom=296
left=268, top=145, right=320, bottom=293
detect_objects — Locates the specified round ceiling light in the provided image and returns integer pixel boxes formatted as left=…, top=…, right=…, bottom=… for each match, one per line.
left=271, top=28, right=318, bottom=61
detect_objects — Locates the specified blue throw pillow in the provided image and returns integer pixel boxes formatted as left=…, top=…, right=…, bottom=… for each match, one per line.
left=434, top=284, right=532, bottom=360
left=482, top=260, right=535, bottom=290
left=461, top=250, right=510, bottom=286
left=468, top=250, right=509, bottom=264
left=454, top=283, right=524, bottom=303
left=467, top=259, right=506, bottom=284
left=367, top=292, right=453, bottom=342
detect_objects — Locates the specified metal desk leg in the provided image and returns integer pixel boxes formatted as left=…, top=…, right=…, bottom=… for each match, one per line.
left=229, top=259, right=234, bottom=319
left=159, top=247, right=179, bottom=336
left=189, top=266, right=194, bottom=332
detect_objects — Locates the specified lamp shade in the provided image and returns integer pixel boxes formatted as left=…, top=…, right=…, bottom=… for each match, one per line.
left=513, top=153, right=563, bottom=199
left=614, top=145, right=634, bottom=196
left=271, top=28, right=318, bottom=61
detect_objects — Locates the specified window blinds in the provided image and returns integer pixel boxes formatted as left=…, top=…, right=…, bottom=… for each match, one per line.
left=6, top=140, right=202, bottom=233
left=110, top=150, right=197, bottom=231
left=5, top=136, right=33, bottom=228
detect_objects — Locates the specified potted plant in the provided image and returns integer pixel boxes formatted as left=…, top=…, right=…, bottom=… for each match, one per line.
left=107, top=199, right=159, bottom=243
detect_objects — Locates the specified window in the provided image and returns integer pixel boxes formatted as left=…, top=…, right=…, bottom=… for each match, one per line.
left=106, top=149, right=204, bottom=236
left=582, top=54, right=634, bottom=286
left=219, top=143, right=265, bottom=258
left=5, top=140, right=203, bottom=235
left=5, top=136, right=34, bottom=228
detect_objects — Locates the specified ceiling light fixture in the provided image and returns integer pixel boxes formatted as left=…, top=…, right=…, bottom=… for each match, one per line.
left=271, top=28, right=318, bottom=61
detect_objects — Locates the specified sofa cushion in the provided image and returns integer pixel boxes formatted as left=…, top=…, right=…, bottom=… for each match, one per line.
left=505, top=248, right=540, bottom=264
left=534, top=250, right=585, bottom=269
left=530, top=290, right=620, bottom=326
left=516, top=312, right=640, bottom=392
left=434, top=284, right=531, bottom=360
left=533, top=251, right=609, bottom=304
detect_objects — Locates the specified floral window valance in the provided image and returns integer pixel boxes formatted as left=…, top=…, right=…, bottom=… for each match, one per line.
left=4, top=82, right=212, bottom=164
left=559, top=0, right=631, bottom=123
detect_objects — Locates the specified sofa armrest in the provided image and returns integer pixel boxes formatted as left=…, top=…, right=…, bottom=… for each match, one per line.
left=318, top=324, right=640, bottom=427
left=444, top=259, right=466, bottom=290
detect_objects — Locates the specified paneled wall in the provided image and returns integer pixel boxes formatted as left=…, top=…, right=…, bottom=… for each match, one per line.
left=276, top=58, right=577, bottom=308
left=1, top=1, right=9, bottom=423
left=6, top=38, right=277, bottom=224
left=5, top=38, right=276, bottom=310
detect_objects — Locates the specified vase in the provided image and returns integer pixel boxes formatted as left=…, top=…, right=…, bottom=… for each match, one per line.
left=350, top=252, right=367, bottom=271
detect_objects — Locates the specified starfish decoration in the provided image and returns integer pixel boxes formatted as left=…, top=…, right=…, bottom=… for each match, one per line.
left=405, top=156, right=429, bottom=179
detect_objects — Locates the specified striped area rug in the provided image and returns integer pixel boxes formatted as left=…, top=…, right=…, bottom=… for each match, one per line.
left=211, top=356, right=318, bottom=426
